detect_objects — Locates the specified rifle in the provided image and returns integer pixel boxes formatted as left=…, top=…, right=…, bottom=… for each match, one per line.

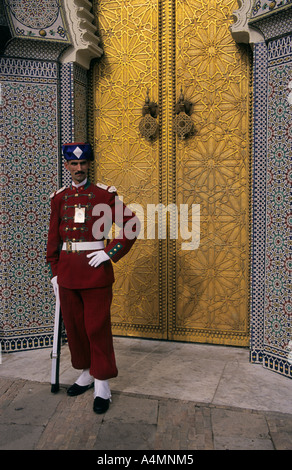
left=51, top=294, right=62, bottom=393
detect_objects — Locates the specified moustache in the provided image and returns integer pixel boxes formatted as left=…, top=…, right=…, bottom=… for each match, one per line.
left=75, top=171, right=85, bottom=175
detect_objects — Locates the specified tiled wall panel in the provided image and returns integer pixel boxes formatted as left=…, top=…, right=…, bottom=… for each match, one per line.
left=251, top=36, right=292, bottom=378
left=0, top=57, right=59, bottom=351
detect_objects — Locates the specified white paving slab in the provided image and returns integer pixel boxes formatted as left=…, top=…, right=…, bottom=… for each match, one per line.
left=1, top=337, right=291, bottom=414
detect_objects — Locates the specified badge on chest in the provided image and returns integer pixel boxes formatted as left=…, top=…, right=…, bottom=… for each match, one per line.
left=74, top=204, right=85, bottom=223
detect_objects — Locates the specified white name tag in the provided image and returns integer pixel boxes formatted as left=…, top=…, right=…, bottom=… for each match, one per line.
left=74, top=206, right=85, bottom=223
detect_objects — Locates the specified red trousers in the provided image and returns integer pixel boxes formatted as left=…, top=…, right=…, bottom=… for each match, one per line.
left=58, top=285, right=118, bottom=380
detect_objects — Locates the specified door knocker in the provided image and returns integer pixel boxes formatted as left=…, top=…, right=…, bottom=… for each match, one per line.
left=139, top=90, right=159, bottom=141
left=173, top=88, right=194, bottom=140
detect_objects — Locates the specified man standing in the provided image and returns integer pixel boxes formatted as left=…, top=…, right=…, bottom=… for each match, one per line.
left=46, top=142, right=139, bottom=414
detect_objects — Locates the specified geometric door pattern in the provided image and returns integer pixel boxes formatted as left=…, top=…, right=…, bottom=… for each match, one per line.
left=91, top=0, right=251, bottom=346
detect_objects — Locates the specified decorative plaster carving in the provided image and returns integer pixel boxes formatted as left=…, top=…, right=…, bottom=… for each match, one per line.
left=231, top=0, right=264, bottom=45
left=60, top=0, right=103, bottom=69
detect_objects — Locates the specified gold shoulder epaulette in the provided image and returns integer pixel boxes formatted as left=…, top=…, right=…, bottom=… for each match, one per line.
left=50, top=186, right=66, bottom=199
left=96, top=182, right=117, bottom=193
left=108, top=185, right=117, bottom=193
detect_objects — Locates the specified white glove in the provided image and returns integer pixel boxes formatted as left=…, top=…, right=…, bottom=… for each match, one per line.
left=51, top=276, right=59, bottom=297
left=87, top=250, right=110, bottom=268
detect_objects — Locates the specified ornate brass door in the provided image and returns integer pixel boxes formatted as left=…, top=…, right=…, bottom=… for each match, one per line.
left=91, top=0, right=251, bottom=346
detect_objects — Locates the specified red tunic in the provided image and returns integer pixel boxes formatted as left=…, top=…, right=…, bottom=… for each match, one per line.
left=46, top=181, right=139, bottom=289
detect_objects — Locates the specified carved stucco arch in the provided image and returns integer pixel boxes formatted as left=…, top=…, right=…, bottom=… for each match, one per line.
left=1, top=0, right=260, bottom=66
left=63, top=0, right=261, bottom=69
left=60, top=0, right=103, bottom=69
left=230, top=0, right=264, bottom=45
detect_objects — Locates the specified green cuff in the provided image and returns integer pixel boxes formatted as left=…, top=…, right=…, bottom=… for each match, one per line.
left=107, top=242, right=123, bottom=258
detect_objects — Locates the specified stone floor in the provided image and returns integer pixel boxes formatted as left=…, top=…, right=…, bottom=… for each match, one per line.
left=0, top=337, right=291, bottom=451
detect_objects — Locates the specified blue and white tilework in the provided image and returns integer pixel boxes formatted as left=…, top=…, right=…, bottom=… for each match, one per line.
left=251, top=37, right=292, bottom=378
left=60, top=62, right=88, bottom=187
left=0, top=57, right=59, bottom=351
left=4, top=0, right=70, bottom=43
left=251, top=0, right=292, bottom=20
left=250, top=42, right=268, bottom=367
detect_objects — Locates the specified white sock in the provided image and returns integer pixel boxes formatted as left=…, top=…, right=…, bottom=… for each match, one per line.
left=75, top=368, right=94, bottom=386
left=94, top=379, right=111, bottom=400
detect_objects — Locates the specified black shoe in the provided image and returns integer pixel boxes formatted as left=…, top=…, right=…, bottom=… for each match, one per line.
left=93, top=396, right=110, bottom=414
left=67, top=382, right=94, bottom=396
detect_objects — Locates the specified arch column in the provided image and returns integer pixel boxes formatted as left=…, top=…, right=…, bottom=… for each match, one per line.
left=231, top=0, right=292, bottom=378
left=59, top=0, right=103, bottom=185
left=0, top=0, right=102, bottom=352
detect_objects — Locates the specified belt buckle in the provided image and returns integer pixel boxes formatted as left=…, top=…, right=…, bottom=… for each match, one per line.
left=66, top=240, right=72, bottom=253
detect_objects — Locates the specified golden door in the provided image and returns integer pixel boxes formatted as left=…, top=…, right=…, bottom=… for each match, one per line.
left=91, top=0, right=251, bottom=346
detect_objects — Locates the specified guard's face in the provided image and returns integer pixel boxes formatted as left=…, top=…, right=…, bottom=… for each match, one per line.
left=64, top=159, right=91, bottom=184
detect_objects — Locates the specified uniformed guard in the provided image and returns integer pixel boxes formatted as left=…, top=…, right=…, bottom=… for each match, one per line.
left=46, top=142, right=139, bottom=414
